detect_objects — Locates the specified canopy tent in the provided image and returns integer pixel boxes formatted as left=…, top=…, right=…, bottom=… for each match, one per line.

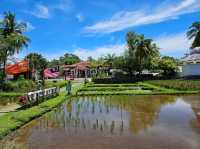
left=44, top=68, right=59, bottom=78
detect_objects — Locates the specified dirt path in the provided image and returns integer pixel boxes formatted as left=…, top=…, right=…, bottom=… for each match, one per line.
left=0, top=103, right=21, bottom=116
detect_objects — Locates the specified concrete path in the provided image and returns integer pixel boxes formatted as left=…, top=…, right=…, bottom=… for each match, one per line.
left=0, top=103, right=21, bottom=116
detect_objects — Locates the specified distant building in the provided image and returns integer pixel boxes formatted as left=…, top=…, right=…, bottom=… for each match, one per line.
left=5, top=60, right=30, bottom=79
left=62, top=61, right=92, bottom=79
left=181, top=47, right=200, bottom=77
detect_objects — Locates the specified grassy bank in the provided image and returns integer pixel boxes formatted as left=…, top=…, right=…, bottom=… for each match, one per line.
left=0, top=93, right=23, bottom=105
left=0, top=83, right=83, bottom=139
left=2, top=80, right=67, bottom=93
left=0, top=80, right=67, bottom=103
left=145, top=80, right=200, bottom=91
left=77, top=82, right=200, bottom=96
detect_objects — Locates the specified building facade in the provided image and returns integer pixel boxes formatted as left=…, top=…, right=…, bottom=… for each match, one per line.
left=181, top=48, right=200, bottom=77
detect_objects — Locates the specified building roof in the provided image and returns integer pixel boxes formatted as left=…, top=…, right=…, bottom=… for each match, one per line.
left=182, top=47, right=200, bottom=63
left=6, top=60, right=29, bottom=75
left=63, top=61, right=91, bottom=70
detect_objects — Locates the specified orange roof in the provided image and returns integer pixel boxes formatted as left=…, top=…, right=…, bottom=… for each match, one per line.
left=6, top=60, right=29, bottom=75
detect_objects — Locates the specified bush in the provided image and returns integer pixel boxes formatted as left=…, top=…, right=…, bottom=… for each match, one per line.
left=45, top=80, right=67, bottom=88
left=3, top=80, right=36, bottom=92
left=92, top=74, right=171, bottom=84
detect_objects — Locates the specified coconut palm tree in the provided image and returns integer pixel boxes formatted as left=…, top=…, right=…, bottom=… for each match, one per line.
left=103, top=53, right=116, bottom=68
left=135, top=35, right=158, bottom=74
left=0, top=12, right=29, bottom=83
left=187, top=22, right=200, bottom=49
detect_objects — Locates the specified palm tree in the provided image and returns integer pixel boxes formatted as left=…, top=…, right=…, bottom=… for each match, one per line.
left=0, top=12, right=29, bottom=83
left=103, top=53, right=116, bottom=68
left=187, top=22, right=200, bottom=49
left=135, top=35, right=158, bottom=74
left=125, top=32, right=141, bottom=76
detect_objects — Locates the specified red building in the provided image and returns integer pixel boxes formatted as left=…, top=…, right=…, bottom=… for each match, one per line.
left=62, top=61, right=91, bottom=79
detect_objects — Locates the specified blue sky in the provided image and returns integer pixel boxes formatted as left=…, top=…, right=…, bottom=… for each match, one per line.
left=0, top=0, right=200, bottom=60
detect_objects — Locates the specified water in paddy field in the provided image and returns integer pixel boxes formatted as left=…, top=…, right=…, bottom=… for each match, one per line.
left=1, top=95, right=200, bottom=149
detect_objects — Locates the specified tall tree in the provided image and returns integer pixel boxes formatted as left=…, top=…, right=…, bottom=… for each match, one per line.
left=59, top=53, right=80, bottom=65
left=25, top=53, right=48, bottom=80
left=187, top=22, right=200, bottom=49
left=0, top=12, right=29, bottom=84
left=125, top=32, right=140, bottom=76
left=103, top=53, right=116, bottom=68
left=135, top=35, right=159, bottom=73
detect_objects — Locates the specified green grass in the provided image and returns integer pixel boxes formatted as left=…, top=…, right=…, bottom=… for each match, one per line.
left=86, top=83, right=141, bottom=88
left=0, top=92, right=23, bottom=104
left=0, top=92, right=66, bottom=139
left=45, top=80, right=67, bottom=88
left=0, top=92, right=23, bottom=97
left=80, top=86, right=154, bottom=91
left=77, top=82, right=200, bottom=96
left=0, top=82, right=83, bottom=139
left=77, top=89, right=200, bottom=96
left=145, top=80, right=200, bottom=91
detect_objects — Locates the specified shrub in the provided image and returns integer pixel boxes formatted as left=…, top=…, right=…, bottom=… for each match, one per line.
left=3, top=80, right=36, bottom=92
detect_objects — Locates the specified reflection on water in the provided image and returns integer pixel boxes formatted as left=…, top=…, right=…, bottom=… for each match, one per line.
left=1, top=95, right=200, bottom=149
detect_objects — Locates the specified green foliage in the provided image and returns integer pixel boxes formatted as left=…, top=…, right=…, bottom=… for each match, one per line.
left=0, top=12, right=29, bottom=86
left=59, top=53, right=80, bottom=65
left=158, top=56, right=178, bottom=76
left=187, top=22, right=200, bottom=49
left=0, top=93, right=66, bottom=139
left=112, top=32, right=160, bottom=75
left=77, top=82, right=200, bottom=96
left=0, top=82, right=85, bottom=139
left=25, top=53, right=48, bottom=80
left=146, top=80, right=200, bottom=91
left=48, top=59, right=60, bottom=67
left=45, top=80, right=67, bottom=88
left=103, top=53, right=116, bottom=67
left=2, top=79, right=36, bottom=92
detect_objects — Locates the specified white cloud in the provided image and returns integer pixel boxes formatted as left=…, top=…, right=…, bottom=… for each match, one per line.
left=73, top=44, right=125, bottom=60
left=74, top=32, right=192, bottom=60
left=26, top=22, right=35, bottom=31
left=76, top=13, right=84, bottom=22
left=84, top=0, right=200, bottom=34
left=155, top=32, right=192, bottom=57
left=31, top=4, right=50, bottom=19
left=53, top=0, right=72, bottom=12
left=18, top=20, right=35, bottom=32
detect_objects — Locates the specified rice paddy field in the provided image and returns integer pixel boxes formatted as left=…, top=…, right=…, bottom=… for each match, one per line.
left=146, top=80, right=200, bottom=91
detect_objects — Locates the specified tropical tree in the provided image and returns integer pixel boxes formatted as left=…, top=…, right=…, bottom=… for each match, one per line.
left=48, top=59, right=60, bottom=67
left=125, top=32, right=160, bottom=75
left=25, top=53, right=48, bottom=80
left=125, top=32, right=140, bottom=76
left=0, top=12, right=29, bottom=85
left=158, top=56, right=178, bottom=77
left=87, top=56, right=94, bottom=62
left=59, top=53, right=80, bottom=65
left=187, top=22, right=200, bottom=49
left=135, top=35, right=159, bottom=73
left=103, top=53, right=116, bottom=68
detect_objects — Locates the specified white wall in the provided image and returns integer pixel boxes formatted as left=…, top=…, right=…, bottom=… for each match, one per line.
left=181, top=64, right=200, bottom=76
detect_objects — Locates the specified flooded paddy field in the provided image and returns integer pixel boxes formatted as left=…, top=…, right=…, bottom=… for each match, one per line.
left=1, top=95, right=200, bottom=149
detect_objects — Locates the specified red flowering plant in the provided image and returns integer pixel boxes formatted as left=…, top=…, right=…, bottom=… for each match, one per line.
left=18, top=95, right=28, bottom=106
